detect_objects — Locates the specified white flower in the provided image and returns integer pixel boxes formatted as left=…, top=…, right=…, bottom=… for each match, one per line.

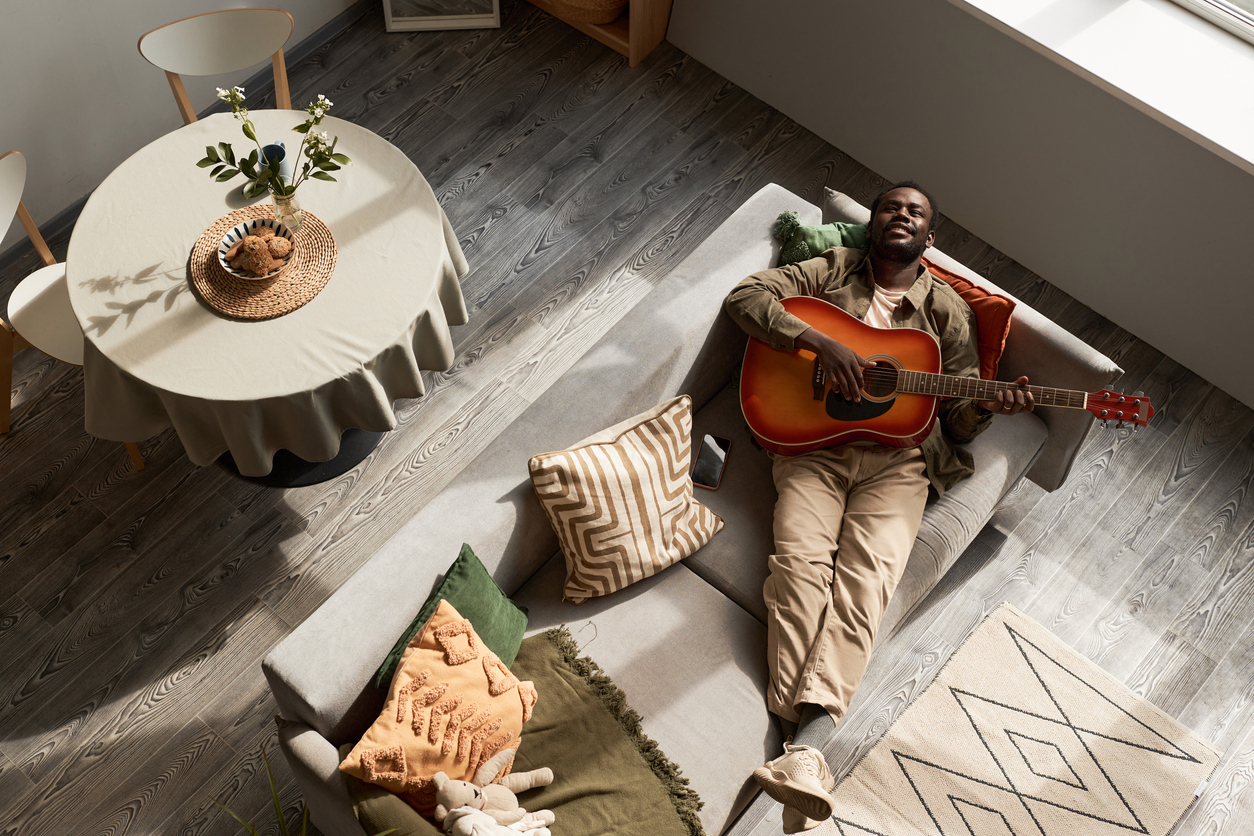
left=216, top=87, right=229, bottom=101
left=305, top=93, right=334, bottom=121
left=307, top=131, right=333, bottom=155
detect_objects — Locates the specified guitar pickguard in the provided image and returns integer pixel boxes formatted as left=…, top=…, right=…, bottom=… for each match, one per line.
left=826, top=391, right=895, bottom=422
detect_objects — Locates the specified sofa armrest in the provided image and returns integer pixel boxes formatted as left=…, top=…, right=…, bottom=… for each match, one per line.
left=823, top=189, right=1122, bottom=491
left=276, top=718, right=366, bottom=836
left=263, top=572, right=414, bottom=743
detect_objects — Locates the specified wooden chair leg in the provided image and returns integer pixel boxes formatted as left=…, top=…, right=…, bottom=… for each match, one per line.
left=272, top=49, right=291, bottom=110
left=0, top=320, right=12, bottom=434
left=166, top=71, right=197, bottom=125
left=125, top=441, right=145, bottom=471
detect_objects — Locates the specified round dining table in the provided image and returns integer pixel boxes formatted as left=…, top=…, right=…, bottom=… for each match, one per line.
left=66, top=110, right=469, bottom=477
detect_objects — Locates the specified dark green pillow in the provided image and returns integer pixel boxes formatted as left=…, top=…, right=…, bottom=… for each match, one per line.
left=373, top=543, right=528, bottom=689
left=774, top=210, right=867, bottom=267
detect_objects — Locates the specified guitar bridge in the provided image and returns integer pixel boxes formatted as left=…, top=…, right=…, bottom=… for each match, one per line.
left=812, top=357, right=825, bottom=401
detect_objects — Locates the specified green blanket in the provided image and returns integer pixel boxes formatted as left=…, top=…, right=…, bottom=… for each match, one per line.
left=347, top=629, right=702, bottom=836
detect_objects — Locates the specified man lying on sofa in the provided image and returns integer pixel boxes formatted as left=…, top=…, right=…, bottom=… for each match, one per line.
left=724, top=181, right=1035, bottom=832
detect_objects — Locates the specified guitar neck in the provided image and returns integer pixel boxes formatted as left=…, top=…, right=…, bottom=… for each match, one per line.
left=897, top=371, right=1087, bottom=409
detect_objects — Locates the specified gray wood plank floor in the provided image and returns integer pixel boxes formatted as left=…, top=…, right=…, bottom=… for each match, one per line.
left=2, top=2, right=1252, bottom=834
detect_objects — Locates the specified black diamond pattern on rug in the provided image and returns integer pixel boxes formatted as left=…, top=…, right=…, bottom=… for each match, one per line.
left=849, top=621, right=1206, bottom=835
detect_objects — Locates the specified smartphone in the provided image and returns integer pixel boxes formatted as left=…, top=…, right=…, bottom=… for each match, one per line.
left=691, top=433, right=732, bottom=490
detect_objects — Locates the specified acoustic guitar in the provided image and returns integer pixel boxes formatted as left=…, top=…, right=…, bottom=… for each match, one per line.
left=739, top=296, right=1154, bottom=456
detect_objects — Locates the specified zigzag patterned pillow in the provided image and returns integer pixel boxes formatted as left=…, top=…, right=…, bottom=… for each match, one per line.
left=528, top=395, right=724, bottom=604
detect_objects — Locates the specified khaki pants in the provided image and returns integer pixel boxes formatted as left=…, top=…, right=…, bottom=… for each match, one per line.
left=764, top=445, right=929, bottom=723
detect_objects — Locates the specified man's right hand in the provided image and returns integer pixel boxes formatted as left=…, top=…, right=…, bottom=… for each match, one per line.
left=795, top=327, right=876, bottom=403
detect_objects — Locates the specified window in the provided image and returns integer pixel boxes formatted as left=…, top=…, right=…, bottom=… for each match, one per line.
left=1170, top=0, right=1254, bottom=46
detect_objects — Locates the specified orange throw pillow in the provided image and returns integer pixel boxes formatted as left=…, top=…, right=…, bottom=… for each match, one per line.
left=922, top=257, right=1015, bottom=380
left=339, top=600, right=536, bottom=816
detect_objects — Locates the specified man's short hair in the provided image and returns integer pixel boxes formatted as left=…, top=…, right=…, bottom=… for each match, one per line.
left=869, top=180, right=940, bottom=234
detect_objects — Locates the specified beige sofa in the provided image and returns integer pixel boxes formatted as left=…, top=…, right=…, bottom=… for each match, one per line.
left=263, top=184, right=1122, bottom=835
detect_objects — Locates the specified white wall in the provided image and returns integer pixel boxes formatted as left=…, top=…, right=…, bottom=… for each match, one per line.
left=668, top=0, right=1254, bottom=410
left=0, top=0, right=357, bottom=253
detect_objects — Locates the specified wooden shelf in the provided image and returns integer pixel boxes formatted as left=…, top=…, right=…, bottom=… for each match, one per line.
left=524, top=0, right=671, bottom=67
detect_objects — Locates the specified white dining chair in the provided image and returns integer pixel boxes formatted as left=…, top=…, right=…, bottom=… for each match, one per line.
left=138, top=8, right=296, bottom=125
left=0, top=151, right=144, bottom=471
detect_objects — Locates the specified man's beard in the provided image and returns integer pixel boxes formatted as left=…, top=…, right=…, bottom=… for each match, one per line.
left=870, top=234, right=928, bottom=264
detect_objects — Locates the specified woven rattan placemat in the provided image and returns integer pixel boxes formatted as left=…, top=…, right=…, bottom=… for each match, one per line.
left=189, top=204, right=337, bottom=320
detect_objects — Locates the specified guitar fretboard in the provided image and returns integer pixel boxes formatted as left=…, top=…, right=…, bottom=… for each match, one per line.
left=895, top=371, right=1087, bottom=409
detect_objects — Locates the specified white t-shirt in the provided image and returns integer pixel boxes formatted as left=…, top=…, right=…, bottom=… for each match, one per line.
left=864, top=285, right=908, bottom=329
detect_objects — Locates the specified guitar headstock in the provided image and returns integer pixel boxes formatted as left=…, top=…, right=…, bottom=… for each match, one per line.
left=1086, top=390, right=1155, bottom=428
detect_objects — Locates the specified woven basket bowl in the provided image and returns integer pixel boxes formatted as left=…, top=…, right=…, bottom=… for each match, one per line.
left=551, top=0, right=627, bottom=25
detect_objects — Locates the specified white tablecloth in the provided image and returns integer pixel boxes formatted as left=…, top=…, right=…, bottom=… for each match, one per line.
left=66, top=111, right=469, bottom=476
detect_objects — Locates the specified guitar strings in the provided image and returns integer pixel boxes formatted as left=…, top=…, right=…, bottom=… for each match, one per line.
left=831, top=367, right=1082, bottom=404
left=816, top=365, right=1132, bottom=411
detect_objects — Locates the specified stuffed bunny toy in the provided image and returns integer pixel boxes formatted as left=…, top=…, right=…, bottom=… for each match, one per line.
left=431, top=748, right=555, bottom=828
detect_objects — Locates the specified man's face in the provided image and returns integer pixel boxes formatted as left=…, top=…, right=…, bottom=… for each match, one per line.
left=868, top=187, right=936, bottom=264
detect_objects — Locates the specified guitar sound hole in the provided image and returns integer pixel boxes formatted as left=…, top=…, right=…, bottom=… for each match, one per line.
left=863, top=364, right=899, bottom=399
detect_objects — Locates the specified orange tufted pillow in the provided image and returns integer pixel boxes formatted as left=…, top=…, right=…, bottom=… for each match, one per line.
left=339, top=600, right=537, bottom=816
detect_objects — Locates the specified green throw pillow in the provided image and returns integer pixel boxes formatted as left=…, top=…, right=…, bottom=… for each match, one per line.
left=373, top=543, right=528, bottom=689
left=774, top=210, right=867, bottom=267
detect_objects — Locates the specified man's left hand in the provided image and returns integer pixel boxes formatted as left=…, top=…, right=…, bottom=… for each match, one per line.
left=979, top=375, right=1034, bottom=415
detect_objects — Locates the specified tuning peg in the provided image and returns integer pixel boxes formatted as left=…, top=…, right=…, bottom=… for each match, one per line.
left=1133, top=390, right=1144, bottom=397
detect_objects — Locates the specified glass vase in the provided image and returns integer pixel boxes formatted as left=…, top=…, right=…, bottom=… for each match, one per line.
left=272, top=191, right=303, bottom=231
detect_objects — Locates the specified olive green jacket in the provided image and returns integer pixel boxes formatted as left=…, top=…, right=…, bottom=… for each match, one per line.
left=725, top=247, right=993, bottom=496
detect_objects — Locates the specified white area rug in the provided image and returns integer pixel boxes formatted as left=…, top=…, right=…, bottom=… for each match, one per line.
left=818, top=603, right=1221, bottom=835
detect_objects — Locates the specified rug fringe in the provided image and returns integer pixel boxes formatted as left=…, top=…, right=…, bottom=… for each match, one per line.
left=541, top=627, right=706, bottom=836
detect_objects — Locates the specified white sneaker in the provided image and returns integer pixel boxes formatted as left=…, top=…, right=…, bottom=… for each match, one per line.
left=782, top=805, right=824, bottom=833
left=752, top=743, right=835, bottom=822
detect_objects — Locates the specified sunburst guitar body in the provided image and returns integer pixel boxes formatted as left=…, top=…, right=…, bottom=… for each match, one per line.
left=739, top=297, right=1154, bottom=456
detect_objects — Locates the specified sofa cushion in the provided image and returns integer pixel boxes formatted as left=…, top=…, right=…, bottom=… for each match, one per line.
left=682, top=383, right=1048, bottom=629
left=511, top=553, right=782, bottom=836
left=374, top=543, right=530, bottom=689
left=529, top=395, right=724, bottom=604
